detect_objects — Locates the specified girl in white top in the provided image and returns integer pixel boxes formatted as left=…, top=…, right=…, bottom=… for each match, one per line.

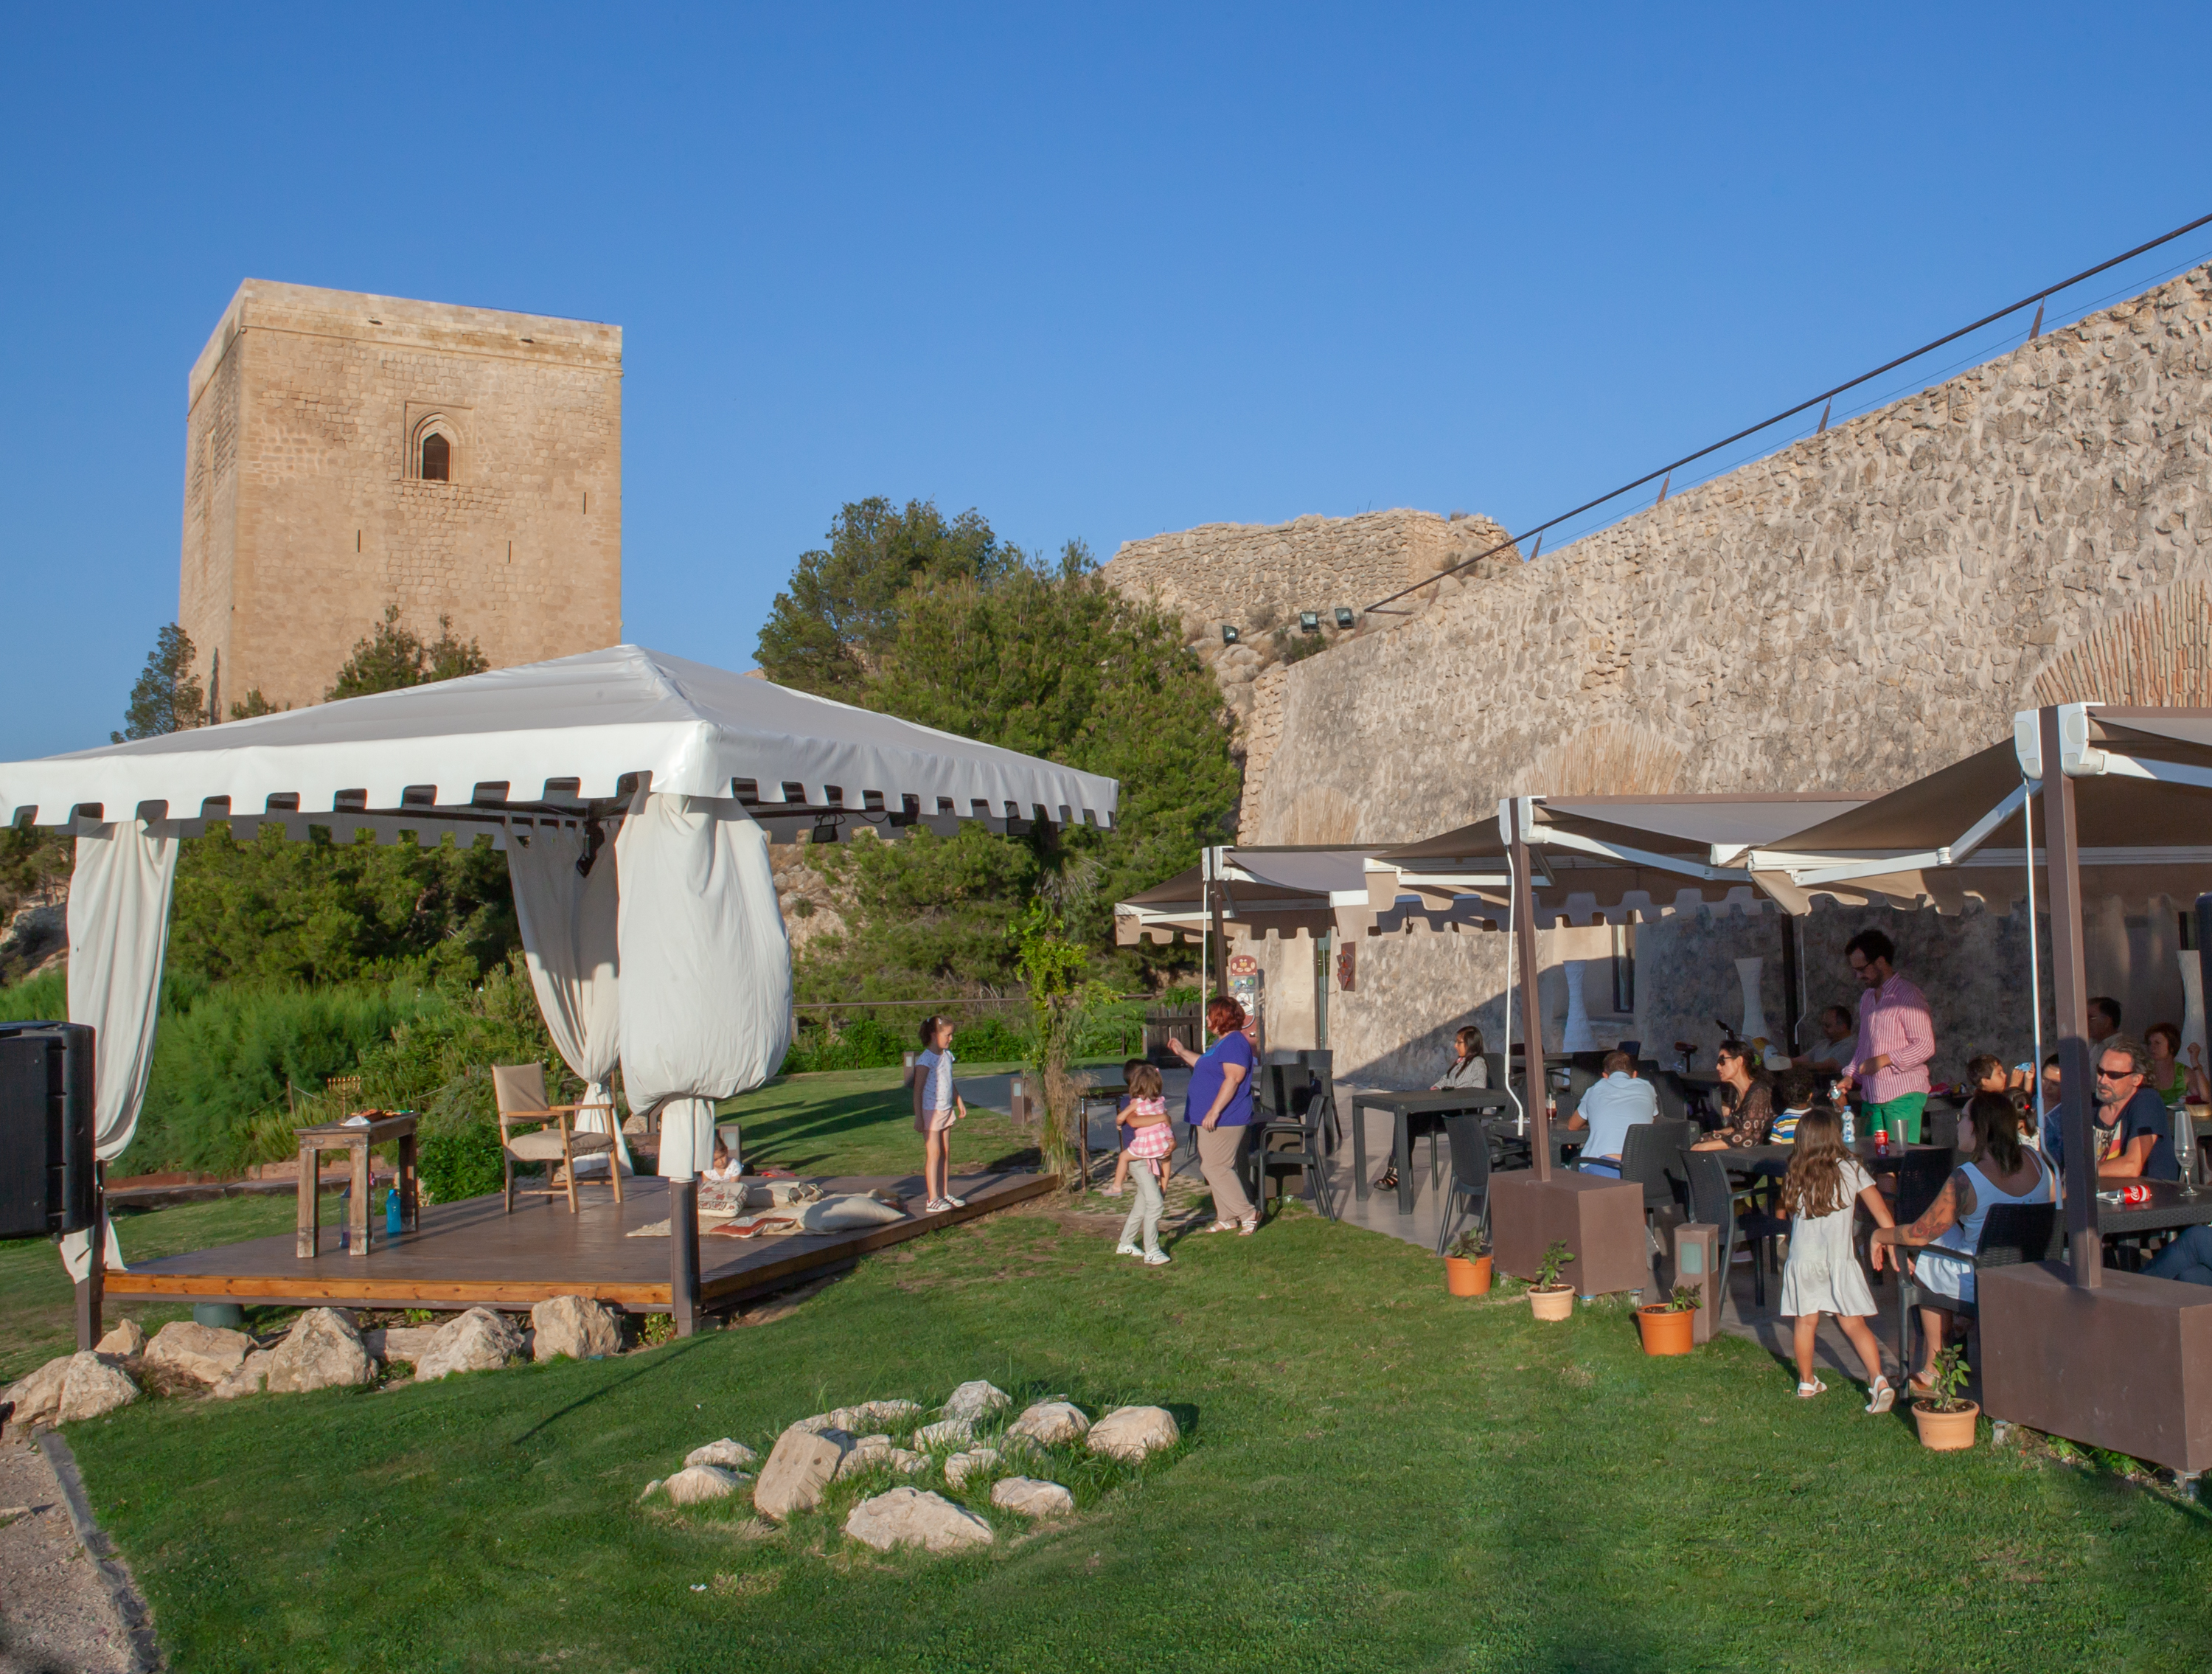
left=1872, top=1091, right=2051, bottom=1397
left=908, top=1014, right=967, bottom=1214
left=1776, top=1105, right=1899, bottom=1411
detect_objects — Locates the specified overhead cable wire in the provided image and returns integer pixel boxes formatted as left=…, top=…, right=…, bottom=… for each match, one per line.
left=1363, top=208, right=2212, bottom=614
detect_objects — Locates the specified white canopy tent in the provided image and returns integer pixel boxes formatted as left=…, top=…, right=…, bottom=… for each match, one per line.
left=4, top=645, right=1118, bottom=1330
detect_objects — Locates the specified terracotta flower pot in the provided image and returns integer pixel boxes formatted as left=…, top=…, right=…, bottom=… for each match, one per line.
left=1635, top=1304, right=1696, bottom=1355
left=1444, top=1254, right=1493, bottom=1296
left=1913, top=1399, right=1980, bottom=1451
left=1528, top=1285, right=1575, bottom=1322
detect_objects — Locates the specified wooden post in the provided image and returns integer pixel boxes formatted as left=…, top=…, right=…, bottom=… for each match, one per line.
left=1510, top=802, right=1551, bottom=1183
left=669, top=1177, right=701, bottom=1335
left=73, top=1162, right=104, bottom=1352
left=2039, top=706, right=2100, bottom=1288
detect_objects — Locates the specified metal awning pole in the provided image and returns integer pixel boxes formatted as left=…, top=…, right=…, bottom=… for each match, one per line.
left=1510, top=802, right=1551, bottom=1183
left=2039, top=706, right=2099, bottom=1288
left=2024, top=778, right=2045, bottom=1140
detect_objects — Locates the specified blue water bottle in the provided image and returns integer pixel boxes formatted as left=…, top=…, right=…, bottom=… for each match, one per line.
left=386, top=1184, right=405, bottom=1237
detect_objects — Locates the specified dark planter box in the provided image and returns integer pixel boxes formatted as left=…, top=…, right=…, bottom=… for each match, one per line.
left=1490, top=1172, right=1649, bottom=1298
left=1980, top=1261, right=2212, bottom=1474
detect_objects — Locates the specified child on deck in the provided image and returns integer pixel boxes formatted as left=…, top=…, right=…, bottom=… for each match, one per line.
left=1776, top=1105, right=1899, bottom=1411
left=1104, top=1057, right=1150, bottom=1198
left=1114, top=1063, right=1175, bottom=1265
left=703, top=1136, right=742, bottom=1183
left=909, top=1015, right=967, bottom=1214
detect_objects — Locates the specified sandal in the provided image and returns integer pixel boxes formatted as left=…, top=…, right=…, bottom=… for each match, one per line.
left=1202, top=1220, right=1238, bottom=1233
left=1371, top=1168, right=1399, bottom=1190
left=1795, top=1378, right=1827, bottom=1399
left=1237, top=1216, right=1259, bottom=1236
left=1865, top=1378, right=1896, bottom=1415
left=1907, top=1378, right=1937, bottom=1401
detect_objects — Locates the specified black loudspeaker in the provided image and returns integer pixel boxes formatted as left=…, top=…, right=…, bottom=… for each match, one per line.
left=0, top=1021, right=96, bottom=1240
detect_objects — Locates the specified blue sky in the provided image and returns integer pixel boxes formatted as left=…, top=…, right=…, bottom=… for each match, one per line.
left=4, top=4, right=2211, bottom=758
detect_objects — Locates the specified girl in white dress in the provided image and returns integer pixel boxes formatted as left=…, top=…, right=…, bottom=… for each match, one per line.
left=1777, top=1106, right=1899, bottom=1411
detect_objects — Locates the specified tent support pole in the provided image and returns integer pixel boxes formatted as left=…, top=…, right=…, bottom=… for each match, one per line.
left=1510, top=810, right=1551, bottom=1183
left=74, top=1164, right=105, bottom=1351
left=669, top=1177, right=702, bottom=1334
left=1778, top=909, right=1802, bottom=1056
left=2039, top=706, right=2100, bottom=1289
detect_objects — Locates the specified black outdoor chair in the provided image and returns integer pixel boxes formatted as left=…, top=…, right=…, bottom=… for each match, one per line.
left=1606, top=1117, right=1695, bottom=1218
left=1871, top=1149, right=1955, bottom=1285
left=1434, top=1114, right=1493, bottom=1255
left=1251, top=1059, right=1338, bottom=1223
left=1683, top=1152, right=1740, bottom=1277
left=1896, top=1201, right=2061, bottom=1378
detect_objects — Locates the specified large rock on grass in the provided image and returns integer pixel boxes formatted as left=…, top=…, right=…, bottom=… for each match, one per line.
left=531, top=1295, right=625, bottom=1362
left=914, top=1417, right=973, bottom=1449
left=835, top=1434, right=928, bottom=1479
left=753, top=1424, right=852, bottom=1520
left=369, top=1325, right=441, bottom=1365
left=943, top=1448, right=999, bottom=1490
left=844, top=1487, right=995, bottom=1553
left=664, top=1465, right=741, bottom=1505
left=56, top=1353, right=140, bottom=1423
left=210, top=1350, right=273, bottom=1400
left=1009, top=1400, right=1089, bottom=1447
left=686, top=1438, right=759, bottom=1470
left=942, top=1380, right=1011, bottom=1425
left=414, top=1307, right=526, bottom=1381
left=991, top=1476, right=1075, bottom=1518
left=143, top=1321, right=253, bottom=1386
left=265, top=1308, right=377, bottom=1395
left=2, top=1355, right=74, bottom=1431
left=1086, top=1406, right=1180, bottom=1462
left=94, top=1320, right=146, bottom=1358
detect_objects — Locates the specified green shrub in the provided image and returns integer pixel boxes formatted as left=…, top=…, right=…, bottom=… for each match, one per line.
left=0, top=969, right=67, bottom=1024
left=780, top=1010, right=1032, bottom=1073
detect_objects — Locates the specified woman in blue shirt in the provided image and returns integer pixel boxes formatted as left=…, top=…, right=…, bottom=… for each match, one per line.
left=1168, top=996, right=1259, bottom=1234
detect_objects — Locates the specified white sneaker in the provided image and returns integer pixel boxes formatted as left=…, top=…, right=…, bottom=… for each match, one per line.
left=945, top=1194, right=967, bottom=1208
left=1115, top=1243, right=1140, bottom=1257
left=1143, top=1251, right=1172, bottom=1265
left=925, top=1197, right=951, bottom=1213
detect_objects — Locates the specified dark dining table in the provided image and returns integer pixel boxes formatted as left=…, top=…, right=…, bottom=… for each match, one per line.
left=2095, top=1178, right=2212, bottom=1240
left=1719, top=1139, right=1952, bottom=1181
left=1350, top=1088, right=1517, bottom=1215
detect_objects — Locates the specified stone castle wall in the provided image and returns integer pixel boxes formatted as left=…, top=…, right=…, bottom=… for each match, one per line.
left=1231, top=263, right=2212, bottom=1083
left=180, top=280, right=623, bottom=713
left=1102, top=508, right=1515, bottom=752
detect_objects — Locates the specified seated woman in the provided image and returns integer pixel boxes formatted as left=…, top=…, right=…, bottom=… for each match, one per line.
left=1691, top=1039, right=1776, bottom=1150
left=1432, top=1026, right=1489, bottom=1091
left=1870, top=1091, right=2051, bottom=1396
left=1374, top=1025, right=1491, bottom=1192
left=2145, top=1023, right=2212, bottom=1108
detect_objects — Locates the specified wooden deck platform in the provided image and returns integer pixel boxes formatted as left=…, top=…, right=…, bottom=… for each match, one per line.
left=104, top=1170, right=1054, bottom=1315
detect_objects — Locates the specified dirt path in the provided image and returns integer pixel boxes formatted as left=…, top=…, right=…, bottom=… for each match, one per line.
left=0, top=1442, right=136, bottom=1674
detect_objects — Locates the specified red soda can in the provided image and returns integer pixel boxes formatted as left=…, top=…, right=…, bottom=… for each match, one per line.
left=2120, top=1183, right=2152, bottom=1206
left=1875, top=1128, right=1889, bottom=1156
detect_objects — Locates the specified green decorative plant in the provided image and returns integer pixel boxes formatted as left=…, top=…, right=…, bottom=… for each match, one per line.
left=1535, top=1240, right=1576, bottom=1291
left=1009, top=899, right=1110, bottom=1192
left=1446, top=1227, right=1490, bottom=1261
left=1924, top=1344, right=1972, bottom=1413
left=1665, top=1283, right=1701, bottom=1313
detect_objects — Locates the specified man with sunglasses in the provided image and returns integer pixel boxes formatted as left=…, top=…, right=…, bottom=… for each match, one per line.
left=2092, top=1035, right=2180, bottom=1183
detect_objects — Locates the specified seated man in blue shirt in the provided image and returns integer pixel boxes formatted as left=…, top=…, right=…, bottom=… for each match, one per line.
left=1566, top=1050, right=1658, bottom=1177
left=2093, top=1035, right=2179, bottom=1182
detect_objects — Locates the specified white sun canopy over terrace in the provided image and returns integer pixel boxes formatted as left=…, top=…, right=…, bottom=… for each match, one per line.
left=1, top=645, right=1119, bottom=1277
left=1113, top=847, right=1376, bottom=945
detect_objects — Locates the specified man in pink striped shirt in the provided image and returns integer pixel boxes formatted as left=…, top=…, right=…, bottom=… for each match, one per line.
left=1837, top=929, right=1935, bottom=1145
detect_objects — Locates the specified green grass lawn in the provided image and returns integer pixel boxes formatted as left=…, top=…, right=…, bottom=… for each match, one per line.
left=27, top=1067, right=2212, bottom=1671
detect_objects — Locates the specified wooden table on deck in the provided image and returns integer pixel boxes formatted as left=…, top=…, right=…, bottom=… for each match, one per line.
left=295, top=1115, right=419, bottom=1258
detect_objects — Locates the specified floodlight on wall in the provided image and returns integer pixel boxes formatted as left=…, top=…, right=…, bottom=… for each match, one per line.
left=1220, top=625, right=1240, bottom=645
left=1334, top=607, right=1356, bottom=630
left=1298, top=611, right=1321, bottom=634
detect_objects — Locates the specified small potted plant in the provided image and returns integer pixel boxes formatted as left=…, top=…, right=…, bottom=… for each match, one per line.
left=1528, top=1240, right=1576, bottom=1321
left=1635, top=1283, right=1700, bottom=1355
left=1912, top=1344, right=1979, bottom=1451
left=1444, top=1227, right=1492, bottom=1296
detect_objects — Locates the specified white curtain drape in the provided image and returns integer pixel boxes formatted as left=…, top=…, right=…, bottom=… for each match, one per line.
left=614, top=791, right=791, bottom=1179
left=506, top=820, right=630, bottom=1174
left=59, top=816, right=181, bottom=1279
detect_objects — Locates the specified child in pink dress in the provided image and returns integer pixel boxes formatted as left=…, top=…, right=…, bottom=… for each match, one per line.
left=1115, top=1063, right=1175, bottom=1265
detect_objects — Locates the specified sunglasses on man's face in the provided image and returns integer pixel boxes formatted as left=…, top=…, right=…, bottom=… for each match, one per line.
left=2096, top=1068, right=2136, bottom=1082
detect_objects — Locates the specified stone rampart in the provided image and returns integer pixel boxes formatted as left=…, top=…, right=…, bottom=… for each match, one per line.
left=1240, top=263, right=2212, bottom=1083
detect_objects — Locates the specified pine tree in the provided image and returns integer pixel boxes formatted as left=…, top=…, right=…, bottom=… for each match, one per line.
left=113, top=623, right=206, bottom=742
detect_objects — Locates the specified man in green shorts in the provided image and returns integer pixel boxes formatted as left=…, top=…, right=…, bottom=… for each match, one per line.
left=1837, top=929, right=1935, bottom=1145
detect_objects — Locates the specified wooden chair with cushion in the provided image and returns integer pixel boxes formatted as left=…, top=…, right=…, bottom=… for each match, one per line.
left=491, top=1063, right=622, bottom=1212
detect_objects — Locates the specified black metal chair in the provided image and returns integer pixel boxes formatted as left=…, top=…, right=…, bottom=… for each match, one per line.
left=1684, top=1153, right=1740, bottom=1275
left=1251, top=1059, right=1338, bottom=1222
left=1608, top=1118, right=1695, bottom=1217
left=1434, top=1114, right=1493, bottom=1254
left=1896, top=1201, right=2060, bottom=1378
left=1872, top=1148, right=1955, bottom=1285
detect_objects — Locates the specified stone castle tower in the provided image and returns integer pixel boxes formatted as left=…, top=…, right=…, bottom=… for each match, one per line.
left=179, top=280, right=623, bottom=714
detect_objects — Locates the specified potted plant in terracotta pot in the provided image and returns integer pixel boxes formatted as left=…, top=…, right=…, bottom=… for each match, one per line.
left=1444, top=1227, right=1492, bottom=1296
left=1528, top=1240, right=1576, bottom=1321
left=1635, top=1284, right=1699, bottom=1356
left=1912, top=1344, right=1979, bottom=1451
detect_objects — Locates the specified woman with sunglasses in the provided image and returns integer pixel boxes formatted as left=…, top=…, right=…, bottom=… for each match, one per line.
left=1691, top=1038, right=1775, bottom=1150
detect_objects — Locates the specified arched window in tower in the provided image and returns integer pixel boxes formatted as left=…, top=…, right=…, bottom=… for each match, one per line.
left=420, top=431, right=451, bottom=482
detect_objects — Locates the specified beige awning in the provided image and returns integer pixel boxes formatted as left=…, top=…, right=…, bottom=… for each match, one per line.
left=1747, top=705, right=2212, bottom=913
left=1363, top=795, right=1863, bottom=933
left=1113, top=847, right=1374, bottom=945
